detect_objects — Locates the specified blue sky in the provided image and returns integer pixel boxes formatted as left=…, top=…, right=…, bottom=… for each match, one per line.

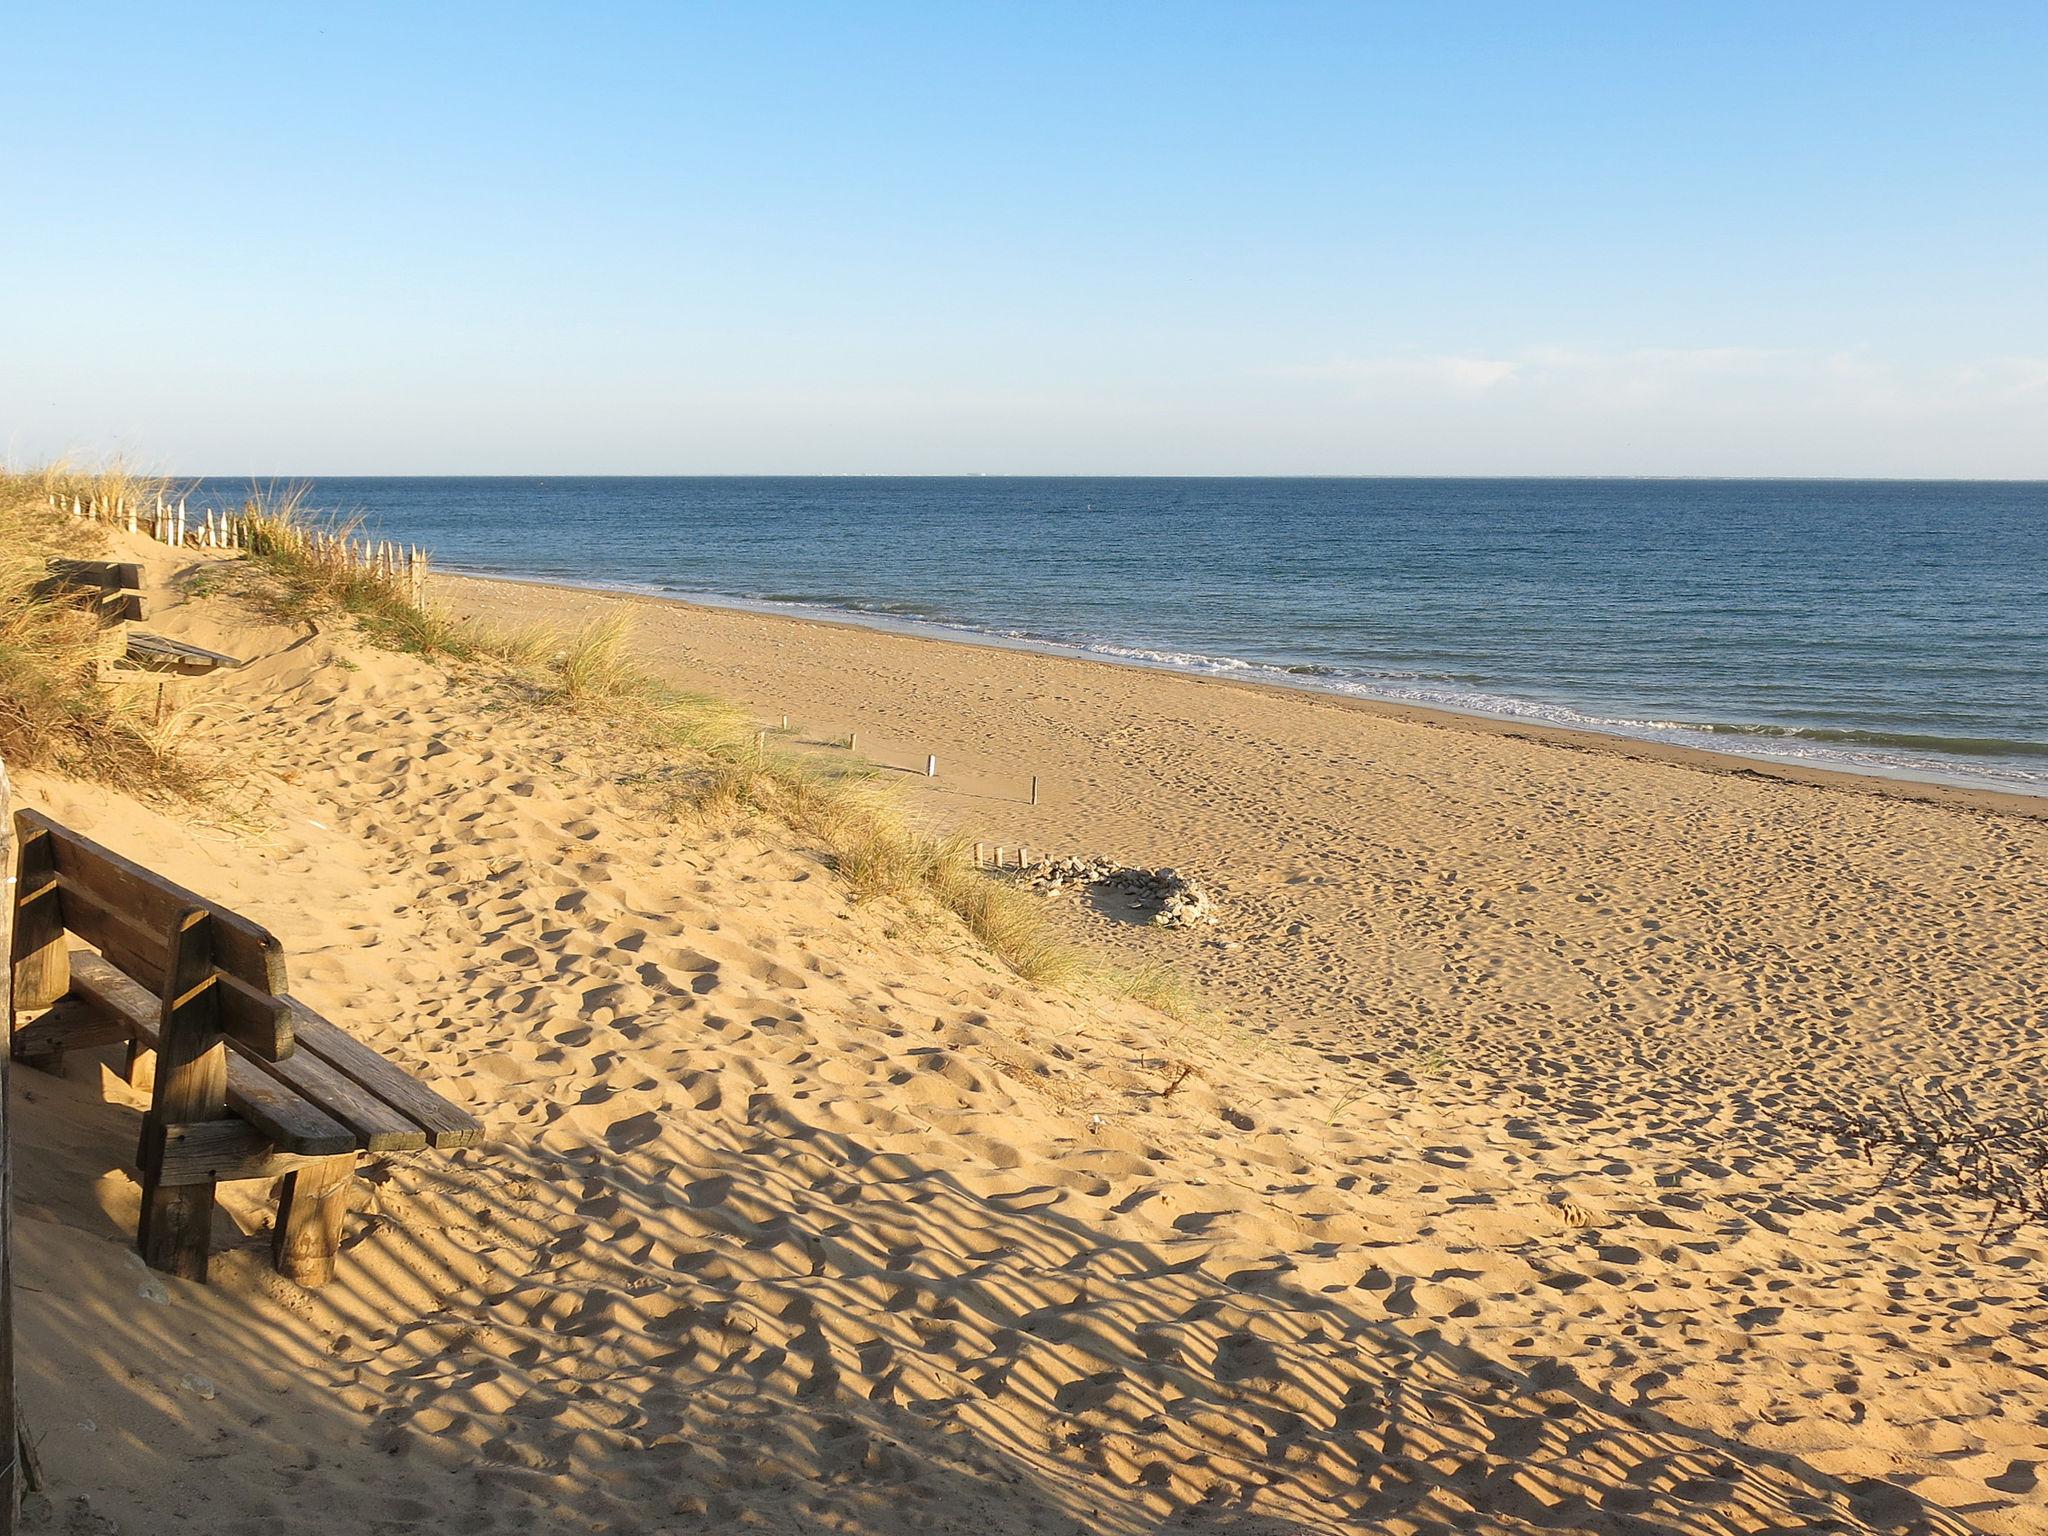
left=6, top=2, right=2045, bottom=475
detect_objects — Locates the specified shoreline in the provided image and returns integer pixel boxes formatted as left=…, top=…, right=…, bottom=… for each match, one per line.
left=444, top=567, right=2048, bottom=822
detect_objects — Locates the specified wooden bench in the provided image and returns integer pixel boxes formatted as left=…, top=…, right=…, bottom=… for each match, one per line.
left=34, top=559, right=240, bottom=675
left=120, top=632, right=242, bottom=676
left=34, top=559, right=145, bottom=626
left=8, top=811, right=480, bottom=1285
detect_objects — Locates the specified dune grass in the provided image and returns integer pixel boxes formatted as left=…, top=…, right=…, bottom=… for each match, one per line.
left=0, top=465, right=216, bottom=798
left=528, top=610, right=1204, bottom=1005
left=4, top=474, right=1201, bottom=1010
left=560, top=625, right=1200, bottom=1002
left=532, top=612, right=1196, bottom=998
left=236, top=485, right=549, bottom=664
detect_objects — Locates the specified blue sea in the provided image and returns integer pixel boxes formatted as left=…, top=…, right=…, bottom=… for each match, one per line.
left=190, top=478, right=2048, bottom=795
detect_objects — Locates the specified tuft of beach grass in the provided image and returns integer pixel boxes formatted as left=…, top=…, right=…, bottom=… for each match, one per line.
left=0, top=464, right=218, bottom=799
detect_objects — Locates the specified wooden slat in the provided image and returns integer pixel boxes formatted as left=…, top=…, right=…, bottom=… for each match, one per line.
left=10, top=825, right=70, bottom=1011
left=34, top=563, right=145, bottom=629
left=30, top=872, right=170, bottom=991
left=16, top=813, right=285, bottom=995
left=155, top=1121, right=343, bottom=1187
left=245, top=1041, right=425, bottom=1153
left=68, top=954, right=354, bottom=1157
left=36, top=560, right=136, bottom=597
left=40, top=881, right=289, bottom=1056
left=122, top=634, right=240, bottom=675
left=10, top=1001, right=128, bottom=1066
left=285, top=1000, right=482, bottom=1148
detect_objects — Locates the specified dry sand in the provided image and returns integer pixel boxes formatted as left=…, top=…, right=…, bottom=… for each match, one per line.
left=10, top=544, right=2046, bottom=1535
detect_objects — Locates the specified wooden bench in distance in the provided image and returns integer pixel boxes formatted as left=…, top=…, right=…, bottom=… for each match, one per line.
left=34, top=559, right=146, bottom=627
left=120, top=632, right=243, bottom=676
left=8, top=811, right=480, bottom=1285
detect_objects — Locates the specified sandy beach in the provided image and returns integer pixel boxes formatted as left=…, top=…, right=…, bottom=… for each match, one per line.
left=10, top=537, right=2046, bottom=1534
left=446, top=573, right=2048, bottom=1112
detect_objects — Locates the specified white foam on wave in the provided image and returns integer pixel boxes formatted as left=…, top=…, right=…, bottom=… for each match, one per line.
left=445, top=568, right=2047, bottom=796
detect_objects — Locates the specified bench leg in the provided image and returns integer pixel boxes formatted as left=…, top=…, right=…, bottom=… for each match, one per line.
left=137, top=1162, right=217, bottom=1282
left=273, top=1154, right=356, bottom=1287
left=124, top=1040, right=155, bottom=1092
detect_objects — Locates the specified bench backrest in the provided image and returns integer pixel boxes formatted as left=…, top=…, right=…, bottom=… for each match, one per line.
left=34, top=560, right=146, bottom=624
left=10, top=810, right=291, bottom=1058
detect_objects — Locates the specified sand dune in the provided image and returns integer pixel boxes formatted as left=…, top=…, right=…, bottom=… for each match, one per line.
left=10, top=543, right=2046, bottom=1534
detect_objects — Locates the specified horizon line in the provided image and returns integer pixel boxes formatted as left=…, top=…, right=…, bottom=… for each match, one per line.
left=163, top=472, right=2048, bottom=485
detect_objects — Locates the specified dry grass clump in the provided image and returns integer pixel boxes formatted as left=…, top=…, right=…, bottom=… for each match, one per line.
left=0, top=465, right=215, bottom=798
left=691, top=750, right=1088, bottom=982
left=547, top=614, right=753, bottom=752
left=545, top=613, right=1190, bottom=1000
left=237, top=486, right=542, bottom=664
left=1836, top=1083, right=2048, bottom=1239
left=536, top=618, right=1196, bottom=1003
left=1103, top=959, right=1206, bottom=1017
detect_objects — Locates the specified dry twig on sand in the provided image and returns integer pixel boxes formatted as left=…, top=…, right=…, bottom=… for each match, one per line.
left=1836, top=1083, right=2048, bottom=1240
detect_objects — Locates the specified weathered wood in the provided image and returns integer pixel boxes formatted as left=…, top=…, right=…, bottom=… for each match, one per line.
left=33, top=561, right=145, bottom=627
left=69, top=955, right=353, bottom=1155
left=9, top=999, right=127, bottom=1072
left=123, top=1038, right=153, bottom=1091
left=34, top=886, right=287, bottom=1060
left=15, top=812, right=287, bottom=1000
left=1, top=761, right=18, bottom=1533
left=9, top=821, right=68, bottom=1013
left=122, top=634, right=240, bottom=675
left=27, top=811, right=480, bottom=1289
left=136, top=911, right=231, bottom=1279
left=246, top=1042, right=426, bottom=1153
left=155, top=1121, right=339, bottom=1188
left=272, top=1155, right=356, bottom=1287
left=286, top=1003, right=481, bottom=1148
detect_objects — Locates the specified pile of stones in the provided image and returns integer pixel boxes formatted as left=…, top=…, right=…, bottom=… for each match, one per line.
left=1022, top=855, right=1217, bottom=928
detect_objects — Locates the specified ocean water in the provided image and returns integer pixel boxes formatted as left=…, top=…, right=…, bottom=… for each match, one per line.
left=191, top=477, right=2048, bottom=795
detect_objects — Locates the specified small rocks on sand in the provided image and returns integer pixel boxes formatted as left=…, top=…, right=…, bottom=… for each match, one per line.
left=1020, top=855, right=1218, bottom=928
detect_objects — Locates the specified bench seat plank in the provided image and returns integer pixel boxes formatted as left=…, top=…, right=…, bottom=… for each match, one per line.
left=124, top=633, right=241, bottom=675
left=249, top=1041, right=427, bottom=1153
left=285, top=1001, right=482, bottom=1149
left=69, top=952, right=356, bottom=1157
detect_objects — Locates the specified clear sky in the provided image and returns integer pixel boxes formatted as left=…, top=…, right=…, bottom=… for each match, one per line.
left=6, top=2, right=2045, bottom=476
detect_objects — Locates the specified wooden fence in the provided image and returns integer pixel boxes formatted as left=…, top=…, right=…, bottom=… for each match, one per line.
left=50, top=494, right=429, bottom=607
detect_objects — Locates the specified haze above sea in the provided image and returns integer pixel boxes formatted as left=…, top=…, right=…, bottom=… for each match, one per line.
left=191, top=477, right=2048, bottom=795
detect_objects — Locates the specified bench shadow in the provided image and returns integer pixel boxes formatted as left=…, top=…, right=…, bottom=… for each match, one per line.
left=10, top=1039, right=1993, bottom=1536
